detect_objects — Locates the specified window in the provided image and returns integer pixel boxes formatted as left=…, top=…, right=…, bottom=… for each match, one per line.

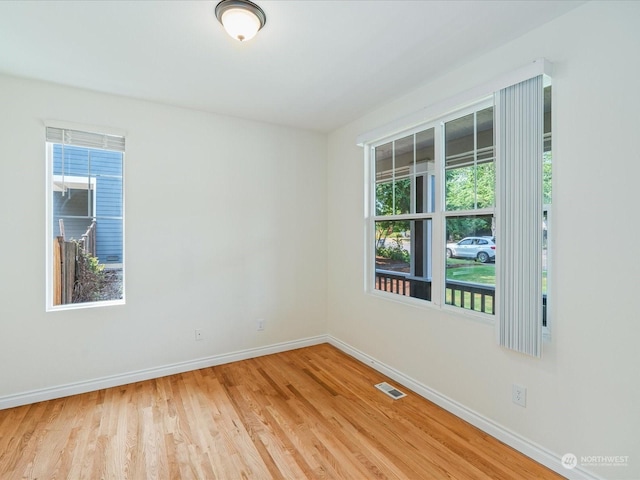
left=373, top=128, right=435, bottom=301
left=46, top=126, right=125, bottom=310
left=367, top=71, right=552, bottom=356
left=443, top=102, right=496, bottom=314
left=371, top=100, right=496, bottom=312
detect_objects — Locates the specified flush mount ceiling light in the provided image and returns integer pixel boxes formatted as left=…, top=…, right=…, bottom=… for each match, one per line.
left=215, top=0, right=266, bottom=42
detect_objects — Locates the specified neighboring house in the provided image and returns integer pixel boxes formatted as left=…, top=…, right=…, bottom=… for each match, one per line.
left=52, top=144, right=123, bottom=266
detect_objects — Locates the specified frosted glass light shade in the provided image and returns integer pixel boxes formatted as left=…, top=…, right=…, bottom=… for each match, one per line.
left=215, top=0, right=266, bottom=42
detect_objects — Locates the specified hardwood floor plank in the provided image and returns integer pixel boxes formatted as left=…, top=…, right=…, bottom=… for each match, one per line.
left=0, top=344, right=566, bottom=479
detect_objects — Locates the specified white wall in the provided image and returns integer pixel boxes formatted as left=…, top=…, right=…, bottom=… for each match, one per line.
left=0, top=75, right=327, bottom=397
left=327, top=2, right=640, bottom=479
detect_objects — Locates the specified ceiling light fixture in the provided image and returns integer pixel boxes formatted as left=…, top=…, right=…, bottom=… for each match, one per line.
left=215, top=0, right=266, bottom=42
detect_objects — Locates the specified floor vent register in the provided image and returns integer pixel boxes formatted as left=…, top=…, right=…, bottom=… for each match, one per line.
left=375, top=382, right=407, bottom=400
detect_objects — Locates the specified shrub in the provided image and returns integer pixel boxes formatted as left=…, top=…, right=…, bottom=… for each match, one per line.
left=72, top=243, right=121, bottom=303
left=376, top=235, right=410, bottom=263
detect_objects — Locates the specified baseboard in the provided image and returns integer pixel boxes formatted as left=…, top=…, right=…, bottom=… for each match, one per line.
left=327, top=335, right=603, bottom=480
left=0, top=334, right=328, bottom=410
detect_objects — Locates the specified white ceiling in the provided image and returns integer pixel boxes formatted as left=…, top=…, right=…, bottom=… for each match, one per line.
left=0, top=1, right=584, bottom=132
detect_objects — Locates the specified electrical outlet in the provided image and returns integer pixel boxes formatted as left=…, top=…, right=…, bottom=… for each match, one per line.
left=195, top=329, right=203, bottom=341
left=512, top=384, right=526, bottom=407
left=257, top=318, right=265, bottom=331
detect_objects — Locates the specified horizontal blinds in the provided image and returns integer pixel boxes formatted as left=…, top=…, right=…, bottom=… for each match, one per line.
left=496, top=75, right=543, bottom=357
left=46, top=126, right=125, bottom=152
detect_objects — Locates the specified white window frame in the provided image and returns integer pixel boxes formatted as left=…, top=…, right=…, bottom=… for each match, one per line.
left=543, top=204, right=552, bottom=339
left=366, top=122, right=443, bottom=309
left=440, top=98, right=496, bottom=320
left=45, top=123, right=126, bottom=312
left=367, top=98, right=496, bottom=318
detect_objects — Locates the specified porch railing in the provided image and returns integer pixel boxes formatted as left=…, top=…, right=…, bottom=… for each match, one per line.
left=375, top=270, right=431, bottom=300
left=375, top=270, right=547, bottom=327
left=446, top=279, right=495, bottom=315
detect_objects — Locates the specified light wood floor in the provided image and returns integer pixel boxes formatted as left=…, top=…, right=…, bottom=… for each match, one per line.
left=0, top=343, right=565, bottom=479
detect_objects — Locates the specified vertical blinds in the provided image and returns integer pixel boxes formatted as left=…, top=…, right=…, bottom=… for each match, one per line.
left=496, top=75, right=544, bottom=357
left=46, top=126, right=126, bottom=152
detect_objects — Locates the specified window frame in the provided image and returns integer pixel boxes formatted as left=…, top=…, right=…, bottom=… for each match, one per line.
left=367, top=92, right=550, bottom=332
left=440, top=98, right=495, bottom=319
left=368, top=98, right=498, bottom=318
left=45, top=124, right=126, bottom=312
left=367, top=122, right=435, bottom=303
left=542, top=204, right=552, bottom=337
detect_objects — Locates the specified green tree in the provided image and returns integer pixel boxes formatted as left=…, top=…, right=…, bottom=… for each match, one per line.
left=445, top=162, right=495, bottom=211
left=446, top=216, right=493, bottom=242
left=543, top=151, right=552, bottom=204
left=375, top=179, right=410, bottom=249
left=376, top=179, right=410, bottom=215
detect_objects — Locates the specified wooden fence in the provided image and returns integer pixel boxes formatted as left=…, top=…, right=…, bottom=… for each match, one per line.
left=52, top=220, right=96, bottom=305
left=80, top=220, right=96, bottom=257
left=53, top=236, right=77, bottom=305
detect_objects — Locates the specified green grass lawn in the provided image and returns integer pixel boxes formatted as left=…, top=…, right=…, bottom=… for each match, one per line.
left=446, top=259, right=547, bottom=291
left=446, top=259, right=496, bottom=285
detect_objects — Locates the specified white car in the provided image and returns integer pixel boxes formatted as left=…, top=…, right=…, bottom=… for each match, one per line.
left=446, top=236, right=496, bottom=263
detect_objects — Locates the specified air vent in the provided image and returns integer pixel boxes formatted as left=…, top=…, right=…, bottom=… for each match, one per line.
left=375, top=382, right=406, bottom=400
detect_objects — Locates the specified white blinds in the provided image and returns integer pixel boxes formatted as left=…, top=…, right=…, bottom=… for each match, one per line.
left=46, top=126, right=125, bottom=152
left=496, top=75, right=544, bottom=357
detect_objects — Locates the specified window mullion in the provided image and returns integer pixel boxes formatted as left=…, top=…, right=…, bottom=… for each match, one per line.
left=373, top=213, right=433, bottom=222
left=473, top=110, right=478, bottom=210
left=443, top=207, right=494, bottom=218
left=392, top=141, right=396, bottom=214
left=431, top=122, right=444, bottom=306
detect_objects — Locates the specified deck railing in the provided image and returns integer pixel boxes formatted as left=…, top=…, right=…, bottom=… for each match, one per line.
left=375, top=270, right=547, bottom=326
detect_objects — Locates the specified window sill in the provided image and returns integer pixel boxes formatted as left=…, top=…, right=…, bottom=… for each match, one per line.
left=46, top=298, right=125, bottom=313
